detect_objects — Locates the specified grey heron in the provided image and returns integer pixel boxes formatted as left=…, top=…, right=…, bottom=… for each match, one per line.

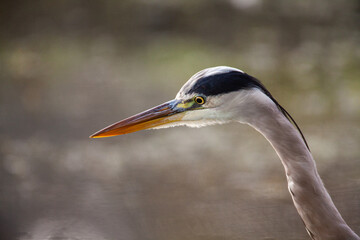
left=90, top=66, right=359, bottom=240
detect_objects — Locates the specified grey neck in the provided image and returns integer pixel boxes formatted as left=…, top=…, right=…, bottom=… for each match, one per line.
left=245, top=104, right=359, bottom=240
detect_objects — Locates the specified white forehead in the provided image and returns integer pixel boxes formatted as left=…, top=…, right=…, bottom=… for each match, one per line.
left=176, top=66, right=244, bottom=99
left=191, top=66, right=244, bottom=79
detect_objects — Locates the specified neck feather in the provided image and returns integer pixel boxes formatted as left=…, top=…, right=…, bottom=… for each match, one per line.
left=241, top=93, right=359, bottom=240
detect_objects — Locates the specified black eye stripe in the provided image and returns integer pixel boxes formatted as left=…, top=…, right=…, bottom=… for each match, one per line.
left=186, top=71, right=265, bottom=96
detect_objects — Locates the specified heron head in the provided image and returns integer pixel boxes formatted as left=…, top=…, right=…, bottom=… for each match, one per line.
left=90, top=66, right=275, bottom=138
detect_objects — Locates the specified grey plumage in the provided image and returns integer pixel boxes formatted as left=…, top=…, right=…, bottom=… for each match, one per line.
left=91, top=66, right=360, bottom=240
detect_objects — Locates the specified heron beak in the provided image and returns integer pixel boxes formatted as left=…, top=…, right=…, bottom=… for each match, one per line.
left=90, top=99, right=187, bottom=138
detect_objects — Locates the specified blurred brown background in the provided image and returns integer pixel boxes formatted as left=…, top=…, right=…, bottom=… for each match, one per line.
left=1, top=0, right=360, bottom=239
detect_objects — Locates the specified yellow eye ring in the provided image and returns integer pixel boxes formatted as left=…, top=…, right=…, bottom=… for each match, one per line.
left=194, top=96, right=205, bottom=105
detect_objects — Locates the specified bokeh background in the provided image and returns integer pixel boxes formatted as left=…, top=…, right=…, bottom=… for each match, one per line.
left=1, top=0, right=360, bottom=239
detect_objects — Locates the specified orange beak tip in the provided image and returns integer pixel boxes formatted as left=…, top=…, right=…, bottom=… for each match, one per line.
left=89, top=132, right=116, bottom=139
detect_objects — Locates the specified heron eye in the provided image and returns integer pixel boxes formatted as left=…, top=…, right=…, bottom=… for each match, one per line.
left=194, top=96, right=205, bottom=105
